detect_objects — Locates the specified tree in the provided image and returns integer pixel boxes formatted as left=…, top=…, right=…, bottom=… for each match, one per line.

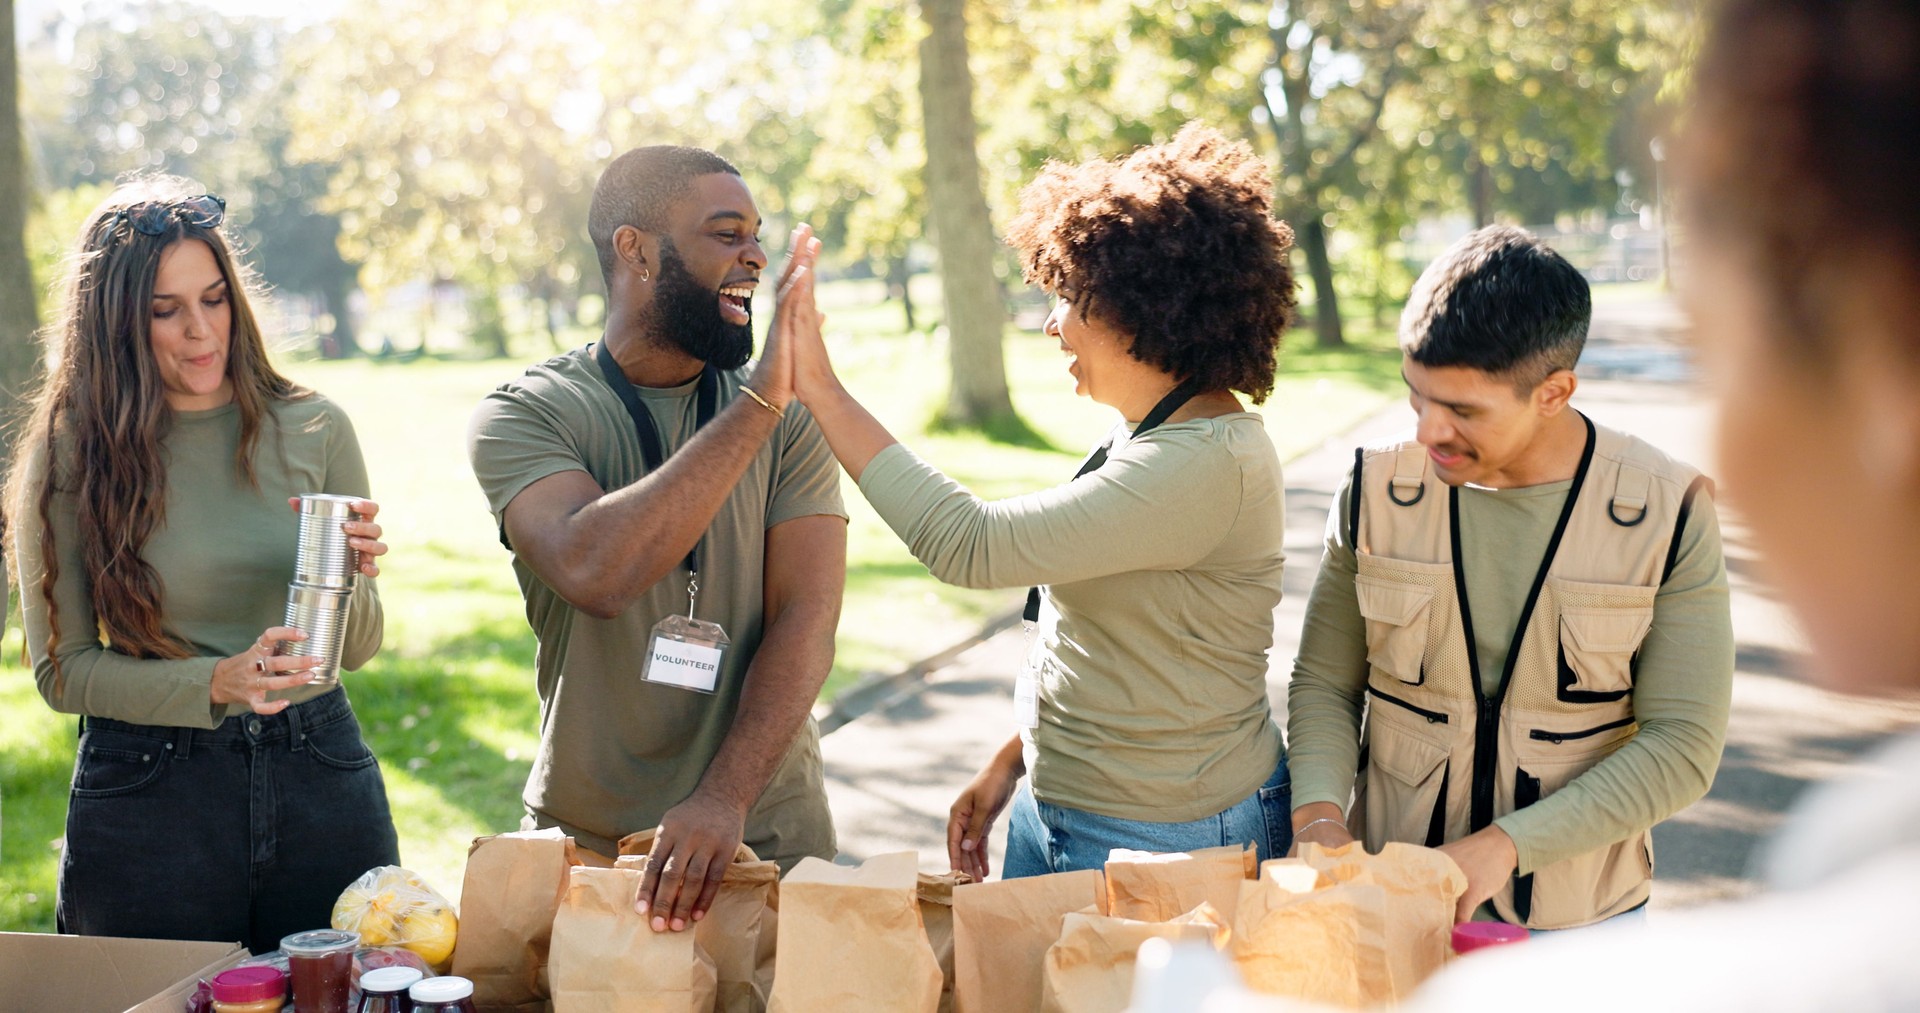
left=918, top=0, right=1016, bottom=427
left=2, top=0, right=43, bottom=414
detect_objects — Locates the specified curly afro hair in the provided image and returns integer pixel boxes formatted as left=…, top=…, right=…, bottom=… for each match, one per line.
left=1005, top=123, right=1296, bottom=403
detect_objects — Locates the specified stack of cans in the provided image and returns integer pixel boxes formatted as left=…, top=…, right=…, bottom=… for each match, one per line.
left=279, top=493, right=363, bottom=688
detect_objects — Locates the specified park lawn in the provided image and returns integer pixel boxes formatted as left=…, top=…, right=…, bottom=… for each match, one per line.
left=0, top=283, right=1402, bottom=932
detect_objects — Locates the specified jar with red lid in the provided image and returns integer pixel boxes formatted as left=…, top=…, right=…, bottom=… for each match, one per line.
left=1451, top=921, right=1529, bottom=956
left=356, top=965, right=425, bottom=1013
left=407, top=975, right=477, bottom=1013
left=209, top=965, right=288, bottom=1013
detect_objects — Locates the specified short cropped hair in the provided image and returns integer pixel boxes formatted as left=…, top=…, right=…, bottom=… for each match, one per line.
left=1400, top=226, right=1591, bottom=392
left=1004, top=123, right=1296, bottom=403
left=589, top=145, right=740, bottom=285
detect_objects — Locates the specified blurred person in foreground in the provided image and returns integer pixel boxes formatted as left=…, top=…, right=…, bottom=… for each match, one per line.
left=467, top=145, right=844, bottom=932
left=6, top=177, right=395, bottom=954
left=787, top=124, right=1299, bottom=878
left=1284, top=224, right=1735, bottom=930
left=1396, top=0, right=1920, bottom=1006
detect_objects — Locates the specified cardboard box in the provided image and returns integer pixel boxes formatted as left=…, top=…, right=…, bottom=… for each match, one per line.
left=0, top=931, right=248, bottom=1013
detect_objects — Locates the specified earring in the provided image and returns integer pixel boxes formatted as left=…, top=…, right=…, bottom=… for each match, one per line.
left=639, top=267, right=651, bottom=282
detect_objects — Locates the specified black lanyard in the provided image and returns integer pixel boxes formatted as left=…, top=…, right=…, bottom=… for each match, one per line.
left=1023, top=377, right=1205, bottom=623
left=594, top=340, right=721, bottom=580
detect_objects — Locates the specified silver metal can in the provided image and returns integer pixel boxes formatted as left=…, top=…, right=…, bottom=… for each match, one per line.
left=294, top=493, right=364, bottom=589
left=278, top=583, right=355, bottom=688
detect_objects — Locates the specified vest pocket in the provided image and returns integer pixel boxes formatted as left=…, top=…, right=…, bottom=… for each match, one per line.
left=1551, top=581, right=1655, bottom=700
left=1355, top=575, right=1435, bottom=686
left=1506, top=720, right=1648, bottom=928
left=1360, top=691, right=1451, bottom=852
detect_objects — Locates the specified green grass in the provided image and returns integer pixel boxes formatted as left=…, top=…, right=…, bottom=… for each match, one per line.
left=0, top=279, right=1403, bottom=932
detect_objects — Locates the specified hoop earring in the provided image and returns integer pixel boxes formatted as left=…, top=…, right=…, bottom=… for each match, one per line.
left=639, top=267, right=651, bottom=282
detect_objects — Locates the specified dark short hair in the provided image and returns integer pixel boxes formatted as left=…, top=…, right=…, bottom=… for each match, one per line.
left=1399, top=225, right=1591, bottom=392
left=589, top=145, right=740, bottom=285
left=1004, top=123, right=1296, bottom=403
left=1688, top=0, right=1919, bottom=361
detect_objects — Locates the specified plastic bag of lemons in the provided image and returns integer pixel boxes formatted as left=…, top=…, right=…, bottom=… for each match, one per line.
left=332, top=865, right=459, bottom=971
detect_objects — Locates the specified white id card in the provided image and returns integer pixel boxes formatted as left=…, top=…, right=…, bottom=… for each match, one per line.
left=1013, top=624, right=1043, bottom=729
left=641, top=614, right=730, bottom=694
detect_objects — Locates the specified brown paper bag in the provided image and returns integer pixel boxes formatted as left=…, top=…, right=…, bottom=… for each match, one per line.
left=767, top=852, right=942, bottom=1013
left=1296, top=841, right=1466, bottom=998
left=951, top=869, right=1106, bottom=1013
left=549, top=863, right=718, bottom=1013
left=1231, top=859, right=1390, bottom=1010
left=452, top=827, right=578, bottom=1012
left=616, top=827, right=781, bottom=1013
left=917, top=871, right=972, bottom=1013
left=1103, top=844, right=1257, bottom=924
left=1039, top=904, right=1230, bottom=1013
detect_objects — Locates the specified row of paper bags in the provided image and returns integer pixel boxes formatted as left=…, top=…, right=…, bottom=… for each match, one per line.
left=447, top=826, right=1466, bottom=1013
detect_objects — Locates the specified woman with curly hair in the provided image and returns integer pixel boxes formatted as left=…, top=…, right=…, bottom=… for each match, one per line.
left=790, top=124, right=1298, bottom=877
left=7, top=177, right=397, bottom=952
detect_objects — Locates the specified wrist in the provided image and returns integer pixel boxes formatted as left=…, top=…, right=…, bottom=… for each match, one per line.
left=1291, top=801, right=1347, bottom=833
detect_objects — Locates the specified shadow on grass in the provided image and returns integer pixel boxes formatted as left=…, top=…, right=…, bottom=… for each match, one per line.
left=925, top=407, right=1060, bottom=452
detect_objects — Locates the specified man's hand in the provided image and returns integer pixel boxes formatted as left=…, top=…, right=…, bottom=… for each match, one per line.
left=635, top=790, right=748, bottom=932
left=1436, top=824, right=1519, bottom=922
left=1287, top=801, right=1357, bottom=856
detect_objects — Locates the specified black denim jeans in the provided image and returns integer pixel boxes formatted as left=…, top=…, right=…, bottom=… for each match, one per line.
left=58, top=688, right=400, bottom=954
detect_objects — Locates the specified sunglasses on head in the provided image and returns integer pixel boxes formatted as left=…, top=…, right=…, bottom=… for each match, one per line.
left=110, top=194, right=227, bottom=237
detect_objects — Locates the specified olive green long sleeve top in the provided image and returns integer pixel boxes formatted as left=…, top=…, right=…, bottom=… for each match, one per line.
left=16, top=395, right=383, bottom=728
left=1287, top=471, right=1734, bottom=875
left=857, top=414, right=1287, bottom=822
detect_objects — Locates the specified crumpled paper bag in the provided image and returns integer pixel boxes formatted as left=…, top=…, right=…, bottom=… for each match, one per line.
left=452, top=827, right=579, bottom=1012
left=1231, top=859, right=1390, bottom=1009
left=918, top=871, right=972, bottom=1013
left=617, top=829, right=780, bottom=1013
left=1104, top=844, right=1258, bottom=923
left=952, top=868, right=1106, bottom=1013
left=549, top=861, right=717, bottom=1013
left=1040, top=903, right=1231, bottom=1013
left=767, top=852, right=942, bottom=1013
left=1296, top=841, right=1466, bottom=998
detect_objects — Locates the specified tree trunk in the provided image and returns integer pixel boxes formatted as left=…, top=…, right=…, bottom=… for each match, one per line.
left=319, top=265, right=362, bottom=359
left=1298, top=213, right=1346, bottom=348
left=1468, top=156, right=1494, bottom=229
left=0, top=0, right=41, bottom=415
left=887, top=253, right=916, bottom=332
left=918, top=0, right=1015, bottom=427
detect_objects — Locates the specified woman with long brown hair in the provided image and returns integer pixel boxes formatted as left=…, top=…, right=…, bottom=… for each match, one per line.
left=7, top=176, right=397, bottom=953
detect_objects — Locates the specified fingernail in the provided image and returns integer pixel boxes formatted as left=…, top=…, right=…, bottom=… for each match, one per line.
left=635, top=900, right=649, bottom=914
left=961, top=840, right=975, bottom=851
left=652, top=916, right=666, bottom=932
left=692, top=910, right=705, bottom=922
left=671, top=918, right=685, bottom=931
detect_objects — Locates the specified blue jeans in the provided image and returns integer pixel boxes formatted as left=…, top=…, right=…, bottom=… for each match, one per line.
left=58, top=689, right=399, bottom=954
left=1003, top=755, right=1292, bottom=879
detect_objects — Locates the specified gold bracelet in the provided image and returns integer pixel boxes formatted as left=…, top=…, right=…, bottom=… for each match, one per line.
left=737, top=383, right=785, bottom=418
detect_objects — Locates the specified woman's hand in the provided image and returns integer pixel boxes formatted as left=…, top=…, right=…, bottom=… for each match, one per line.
left=285, top=497, right=388, bottom=578
left=947, top=746, right=1025, bottom=881
left=748, top=225, right=822, bottom=411
left=210, top=627, right=316, bottom=714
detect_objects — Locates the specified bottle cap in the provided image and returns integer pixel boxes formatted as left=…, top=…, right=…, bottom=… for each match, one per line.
left=410, top=976, right=476, bottom=1001
left=209, top=965, right=287, bottom=1003
left=359, top=966, right=427, bottom=995
left=1451, top=921, right=1530, bottom=954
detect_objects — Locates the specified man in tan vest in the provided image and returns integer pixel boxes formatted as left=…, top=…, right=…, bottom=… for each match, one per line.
left=1285, top=225, right=1734, bottom=930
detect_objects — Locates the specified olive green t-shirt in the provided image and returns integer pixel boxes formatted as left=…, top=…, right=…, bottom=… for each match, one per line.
left=16, top=395, right=384, bottom=728
left=858, top=414, right=1287, bottom=823
left=1287, top=469, right=1734, bottom=874
left=467, top=345, right=847, bottom=862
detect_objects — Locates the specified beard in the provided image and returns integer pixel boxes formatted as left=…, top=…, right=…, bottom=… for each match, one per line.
left=642, top=239, right=753, bottom=370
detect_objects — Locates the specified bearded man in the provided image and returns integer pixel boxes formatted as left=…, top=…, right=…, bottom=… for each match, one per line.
left=467, top=145, right=845, bottom=932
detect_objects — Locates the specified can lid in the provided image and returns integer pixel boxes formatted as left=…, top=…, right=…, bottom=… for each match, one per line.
left=278, top=928, right=360, bottom=954
left=410, top=976, right=476, bottom=1001
left=1451, top=921, right=1530, bottom=954
left=360, top=966, right=427, bottom=994
left=209, top=965, right=286, bottom=1002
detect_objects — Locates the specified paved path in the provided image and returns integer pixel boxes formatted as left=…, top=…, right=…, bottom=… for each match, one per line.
left=821, top=311, right=1920, bottom=908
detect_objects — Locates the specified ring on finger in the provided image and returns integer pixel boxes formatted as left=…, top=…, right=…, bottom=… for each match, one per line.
left=254, top=658, right=267, bottom=674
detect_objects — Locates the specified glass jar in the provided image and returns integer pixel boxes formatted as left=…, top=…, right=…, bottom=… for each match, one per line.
left=407, top=976, right=477, bottom=1013
left=209, top=965, right=288, bottom=1013
left=281, top=929, right=360, bottom=1013
left=356, top=965, right=425, bottom=1013
left=1450, top=921, right=1529, bottom=955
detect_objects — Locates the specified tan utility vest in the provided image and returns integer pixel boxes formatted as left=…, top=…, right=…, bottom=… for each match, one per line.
left=1345, top=414, right=1711, bottom=929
